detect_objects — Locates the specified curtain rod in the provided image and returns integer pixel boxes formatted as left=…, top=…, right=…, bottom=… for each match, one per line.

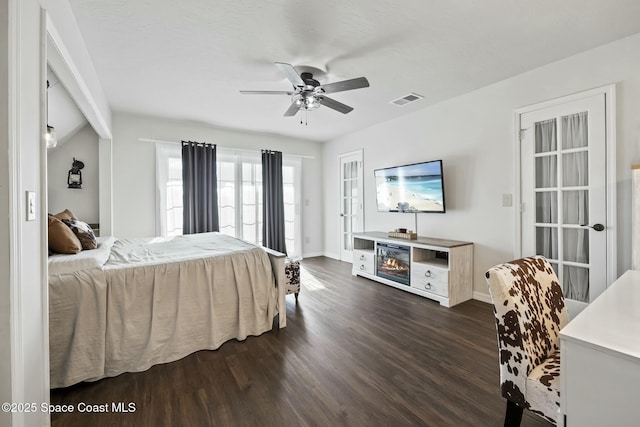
left=138, top=137, right=316, bottom=159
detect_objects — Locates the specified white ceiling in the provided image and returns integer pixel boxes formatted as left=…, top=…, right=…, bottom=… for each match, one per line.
left=68, top=0, right=640, bottom=142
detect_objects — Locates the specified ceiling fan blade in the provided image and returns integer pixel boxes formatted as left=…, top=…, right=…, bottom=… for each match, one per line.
left=319, top=96, right=354, bottom=114
left=239, top=90, right=294, bottom=95
left=320, top=77, right=370, bottom=94
left=321, top=77, right=369, bottom=93
left=284, top=101, right=300, bottom=117
left=274, top=62, right=305, bottom=87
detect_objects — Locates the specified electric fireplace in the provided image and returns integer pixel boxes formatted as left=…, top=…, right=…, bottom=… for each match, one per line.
left=376, top=243, right=410, bottom=285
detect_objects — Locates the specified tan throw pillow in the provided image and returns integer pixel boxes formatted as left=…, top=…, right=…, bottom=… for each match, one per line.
left=53, top=209, right=77, bottom=221
left=61, top=218, right=97, bottom=250
left=48, top=215, right=82, bottom=254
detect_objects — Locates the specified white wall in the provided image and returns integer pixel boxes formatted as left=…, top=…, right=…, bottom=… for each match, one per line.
left=0, top=2, right=11, bottom=425
left=1, top=1, right=111, bottom=425
left=47, top=124, right=100, bottom=222
left=1, top=0, right=48, bottom=425
left=111, top=113, right=324, bottom=257
left=323, top=32, right=640, bottom=299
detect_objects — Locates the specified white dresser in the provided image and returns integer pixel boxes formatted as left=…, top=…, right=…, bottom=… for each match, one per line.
left=560, top=270, right=640, bottom=426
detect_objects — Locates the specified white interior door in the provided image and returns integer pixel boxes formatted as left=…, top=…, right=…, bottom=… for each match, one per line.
left=519, top=92, right=611, bottom=308
left=339, top=150, right=364, bottom=262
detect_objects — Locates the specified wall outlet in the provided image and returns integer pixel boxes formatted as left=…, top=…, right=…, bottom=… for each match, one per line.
left=502, top=193, right=513, bottom=207
left=26, top=191, right=36, bottom=221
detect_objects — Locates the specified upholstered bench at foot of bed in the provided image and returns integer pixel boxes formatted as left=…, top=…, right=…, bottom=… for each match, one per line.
left=284, top=259, right=301, bottom=301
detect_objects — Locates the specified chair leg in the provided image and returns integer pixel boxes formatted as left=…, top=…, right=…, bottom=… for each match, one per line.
left=504, top=400, right=523, bottom=427
left=294, top=292, right=299, bottom=302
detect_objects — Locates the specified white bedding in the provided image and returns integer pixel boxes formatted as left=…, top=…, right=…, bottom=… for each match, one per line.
left=49, top=232, right=279, bottom=388
left=48, top=236, right=116, bottom=275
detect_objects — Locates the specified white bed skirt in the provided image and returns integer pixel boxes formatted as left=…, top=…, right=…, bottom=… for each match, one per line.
left=49, top=233, right=278, bottom=388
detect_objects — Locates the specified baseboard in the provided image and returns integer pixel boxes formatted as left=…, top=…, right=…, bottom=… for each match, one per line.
left=323, top=252, right=341, bottom=261
left=302, top=251, right=325, bottom=259
left=473, top=291, right=492, bottom=304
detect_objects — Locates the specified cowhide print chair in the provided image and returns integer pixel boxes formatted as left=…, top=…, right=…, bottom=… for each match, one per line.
left=484, top=255, right=569, bottom=426
left=284, top=259, right=301, bottom=301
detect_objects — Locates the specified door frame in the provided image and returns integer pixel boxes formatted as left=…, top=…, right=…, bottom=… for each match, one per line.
left=513, top=84, right=617, bottom=286
left=339, top=149, right=364, bottom=262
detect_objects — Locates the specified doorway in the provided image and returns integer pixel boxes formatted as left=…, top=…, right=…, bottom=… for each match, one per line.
left=339, top=149, right=364, bottom=262
left=515, top=86, right=616, bottom=311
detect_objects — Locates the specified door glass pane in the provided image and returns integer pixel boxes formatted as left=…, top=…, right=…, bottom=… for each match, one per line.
left=536, top=227, right=558, bottom=260
left=344, top=162, right=351, bottom=180
left=535, top=119, right=557, bottom=153
left=563, top=190, right=588, bottom=224
left=344, top=234, right=353, bottom=251
left=563, top=152, right=588, bottom=187
left=351, top=161, right=358, bottom=179
left=562, top=112, right=588, bottom=149
left=351, top=179, right=358, bottom=197
left=563, top=265, right=589, bottom=303
left=242, top=204, right=256, bottom=224
left=344, top=216, right=352, bottom=235
left=243, top=223, right=256, bottom=242
left=535, top=156, right=557, bottom=188
left=536, top=191, right=557, bottom=224
left=343, top=198, right=351, bottom=215
left=284, top=204, right=294, bottom=219
left=563, top=228, right=589, bottom=263
left=344, top=181, right=352, bottom=197
left=219, top=205, right=235, bottom=235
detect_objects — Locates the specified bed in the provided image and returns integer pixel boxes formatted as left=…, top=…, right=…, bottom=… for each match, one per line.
left=48, top=232, right=286, bottom=389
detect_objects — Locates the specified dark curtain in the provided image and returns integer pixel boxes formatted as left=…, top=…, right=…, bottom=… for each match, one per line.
left=262, top=150, right=287, bottom=254
left=182, top=141, right=219, bottom=234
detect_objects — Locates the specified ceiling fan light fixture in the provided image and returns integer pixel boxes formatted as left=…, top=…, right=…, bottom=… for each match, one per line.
left=303, top=94, right=320, bottom=110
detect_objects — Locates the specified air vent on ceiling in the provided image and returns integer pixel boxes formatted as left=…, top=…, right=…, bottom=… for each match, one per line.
left=391, top=93, right=424, bottom=106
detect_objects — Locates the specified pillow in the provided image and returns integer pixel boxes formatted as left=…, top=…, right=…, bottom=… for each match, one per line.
left=48, top=215, right=82, bottom=254
left=53, top=209, right=77, bottom=221
left=61, top=218, right=97, bottom=250
left=48, top=236, right=116, bottom=275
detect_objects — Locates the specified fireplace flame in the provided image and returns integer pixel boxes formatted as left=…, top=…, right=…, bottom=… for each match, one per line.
left=383, top=258, right=408, bottom=271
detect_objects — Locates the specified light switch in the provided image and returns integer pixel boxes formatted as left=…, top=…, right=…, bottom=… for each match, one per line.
left=26, top=191, right=36, bottom=221
left=502, top=193, right=513, bottom=207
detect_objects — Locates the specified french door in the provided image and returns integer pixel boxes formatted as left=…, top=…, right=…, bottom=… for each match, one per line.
left=518, top=90, right=614, bottom=308
left=339, top=150, right=364, bottom=262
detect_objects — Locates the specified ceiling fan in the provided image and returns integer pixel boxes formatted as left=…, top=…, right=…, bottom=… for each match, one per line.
left=240, top=62, right=370, bottom=116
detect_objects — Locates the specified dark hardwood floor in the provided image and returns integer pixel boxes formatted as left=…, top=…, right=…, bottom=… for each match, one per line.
left=50, top=257, right=551, bottom=427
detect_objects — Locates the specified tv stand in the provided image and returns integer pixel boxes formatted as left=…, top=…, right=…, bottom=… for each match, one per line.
left=352, top=232, right=473, bottom=307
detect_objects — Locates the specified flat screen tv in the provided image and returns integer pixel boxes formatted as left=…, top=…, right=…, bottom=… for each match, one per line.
left=375, top=160, right=446, bottom=213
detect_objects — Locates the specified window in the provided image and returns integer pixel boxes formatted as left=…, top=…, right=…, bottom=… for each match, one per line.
left=156, top=144, right=302, bottom=258
left=166, top=157, right=183, bottom=236
left=155, top=143, right=183, bottom=237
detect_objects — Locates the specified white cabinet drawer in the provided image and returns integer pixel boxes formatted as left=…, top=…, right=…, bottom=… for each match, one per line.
left=411, top=276, right=448, bottom=296
left=353, top=250, right=375, bottom=274
left=411, top=264, right=448, bottom=296
left=412, top=263, right=448, bottom=283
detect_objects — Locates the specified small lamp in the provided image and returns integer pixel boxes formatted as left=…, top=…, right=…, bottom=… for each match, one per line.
left=46, top=80, right=57, bottom=149
left=67, top=158, right=84, bottom=189
left=46, top=125, right=57, bottom=148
